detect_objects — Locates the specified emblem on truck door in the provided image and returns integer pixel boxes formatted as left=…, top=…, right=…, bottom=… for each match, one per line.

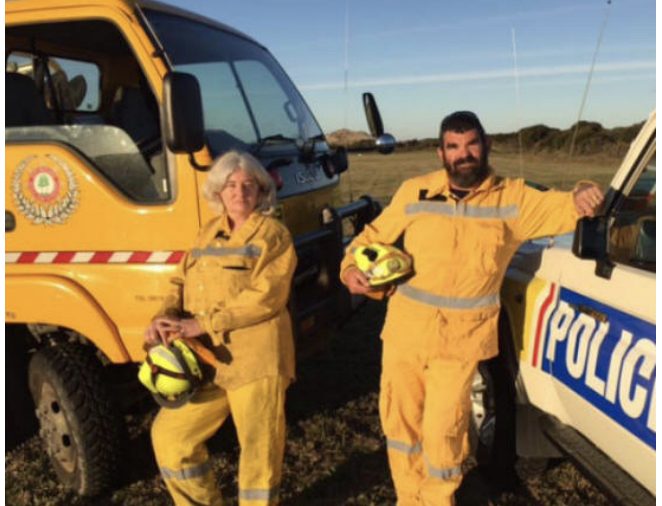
left=12, top=154, right=79, bottom=225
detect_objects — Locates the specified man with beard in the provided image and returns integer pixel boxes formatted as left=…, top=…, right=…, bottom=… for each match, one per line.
left=340, top=111, right=603, bottom=506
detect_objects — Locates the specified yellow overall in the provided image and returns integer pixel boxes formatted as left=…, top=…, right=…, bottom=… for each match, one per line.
left=341, top=170, right=580, bottom=505
left=152, top=211, right=297, bottom=505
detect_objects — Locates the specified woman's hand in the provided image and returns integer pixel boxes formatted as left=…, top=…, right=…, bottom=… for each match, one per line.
left=145, top=317, right=205, bottom=346
left=178, top=318, right=205, bottom=340
left=144, top=316, right=182, bottom=346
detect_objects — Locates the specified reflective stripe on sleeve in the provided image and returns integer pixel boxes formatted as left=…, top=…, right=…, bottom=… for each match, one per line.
left=426, top=458, right=463, bottom=481
left=405, top=201, right=518, bottom=219
left=398, top=283, right=499, bottom=309
left=238, top=486, right=279, bottom=501
left=191, top=244, right=262, bottom=259
left=160, top=461, right=212, bottom=481
left=386, top=438, right=422, bottom=455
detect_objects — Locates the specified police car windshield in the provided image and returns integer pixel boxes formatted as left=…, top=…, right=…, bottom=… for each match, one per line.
left=142, top=9, right=324, bottom=157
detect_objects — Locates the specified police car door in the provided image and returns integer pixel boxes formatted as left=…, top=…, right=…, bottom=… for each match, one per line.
left=551, top=133, right=656, bottom=494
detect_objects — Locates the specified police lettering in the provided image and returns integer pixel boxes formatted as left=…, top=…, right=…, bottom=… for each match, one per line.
left=545, top=301, right=656, bottom=429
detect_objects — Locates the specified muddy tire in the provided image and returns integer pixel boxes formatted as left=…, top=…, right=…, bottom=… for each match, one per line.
left=471, top=315, right=520, bottom=493
left=28, top=343, right=124, bottom=496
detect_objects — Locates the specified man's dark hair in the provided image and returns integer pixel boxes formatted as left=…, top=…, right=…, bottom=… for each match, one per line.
left=439, top=111, right=486, bottom=146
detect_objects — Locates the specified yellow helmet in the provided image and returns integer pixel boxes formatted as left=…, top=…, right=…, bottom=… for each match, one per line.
left=354, top=243, right=413, bottom=286
left=138, top=339, right=204, bottom=408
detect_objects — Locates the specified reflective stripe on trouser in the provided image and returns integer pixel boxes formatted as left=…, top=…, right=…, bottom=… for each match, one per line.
left=380, top=344, right=478, bottom=506
left=151, top=375, right=288, bottom=505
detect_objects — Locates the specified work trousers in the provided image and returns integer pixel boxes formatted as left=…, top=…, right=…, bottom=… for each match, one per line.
left=380, top=344, right=478, bottom=506
left=151, top=375, right=288, bottom=505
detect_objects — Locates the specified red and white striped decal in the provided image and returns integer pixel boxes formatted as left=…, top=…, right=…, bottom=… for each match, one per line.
left=531, top=282, right=557, bottom=369
left=5, top=251, right=185, bottom=264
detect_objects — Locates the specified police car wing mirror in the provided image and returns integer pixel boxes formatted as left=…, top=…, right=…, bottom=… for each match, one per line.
left=572, top=216, right=608, bottom=260
left=362, top=92, right=396, bottom=155
left=572, top=216, right=614, bottom=279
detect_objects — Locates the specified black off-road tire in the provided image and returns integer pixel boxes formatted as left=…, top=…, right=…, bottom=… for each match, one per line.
left=28, top=343, right=125, bottom=496
left=470, top=312, right=520, bottom=494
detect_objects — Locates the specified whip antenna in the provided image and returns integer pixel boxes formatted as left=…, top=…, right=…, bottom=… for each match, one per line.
left=343, top=0, right=355, bottom=202
left=511, top=27, right=524, bottom=178
left=568, top=0, right=613, bottom=160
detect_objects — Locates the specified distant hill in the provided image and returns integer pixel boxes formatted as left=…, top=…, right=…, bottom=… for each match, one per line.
left=327, top=120, right=645, bottom=157
left=325, top=128, right=372, bottom=147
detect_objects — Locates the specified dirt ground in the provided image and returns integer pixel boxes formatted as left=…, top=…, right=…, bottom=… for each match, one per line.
left=5, top=300, right=611, bottom=506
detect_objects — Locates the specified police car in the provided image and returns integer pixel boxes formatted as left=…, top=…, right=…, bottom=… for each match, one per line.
left=472, top=110, right=655, bottom=505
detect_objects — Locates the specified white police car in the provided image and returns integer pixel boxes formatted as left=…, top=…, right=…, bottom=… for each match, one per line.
left=472, top=111, right=655, bottom=505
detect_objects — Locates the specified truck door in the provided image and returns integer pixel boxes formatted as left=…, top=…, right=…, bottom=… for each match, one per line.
left=5, top=6, right=200, bottom=361
left=551, top=135, right=656, bottom=493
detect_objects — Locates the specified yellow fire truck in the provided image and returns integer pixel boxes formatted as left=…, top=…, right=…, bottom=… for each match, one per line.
left=5, top=0, right=394, bottom=495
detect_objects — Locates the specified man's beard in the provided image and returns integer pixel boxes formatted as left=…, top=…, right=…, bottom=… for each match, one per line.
left=443, top=153, right=490, bottom=188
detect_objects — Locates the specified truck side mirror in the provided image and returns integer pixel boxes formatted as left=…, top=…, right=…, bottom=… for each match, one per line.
left=330, top=147, right=348, bottom=174
left=163, top=72, right=205, bottom=154
left=572, top=216, right=608, bottom=260
left=362, top=92, right=396, bottom=155
left=572, top=215, right=615, bottom=278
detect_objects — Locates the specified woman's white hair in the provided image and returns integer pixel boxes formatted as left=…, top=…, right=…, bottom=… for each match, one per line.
left=202, top=150, right=276, bottom=215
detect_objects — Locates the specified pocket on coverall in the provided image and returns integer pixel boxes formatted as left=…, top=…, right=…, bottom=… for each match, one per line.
left=471, top=221, right=505, bottom=274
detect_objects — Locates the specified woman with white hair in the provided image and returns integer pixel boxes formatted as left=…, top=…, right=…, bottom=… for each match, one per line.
left=144, top=150, right=297, bottom=505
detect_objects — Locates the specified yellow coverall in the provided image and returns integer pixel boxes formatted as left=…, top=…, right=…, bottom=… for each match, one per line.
left=151, top=211, right=297, bottom=505
left=341, top=170, right=580, bottom=505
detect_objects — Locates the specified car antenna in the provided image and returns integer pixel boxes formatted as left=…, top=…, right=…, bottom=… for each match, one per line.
left=568, top=0, right=613, bottom=161
left=511, top=27, right=524, bottom=179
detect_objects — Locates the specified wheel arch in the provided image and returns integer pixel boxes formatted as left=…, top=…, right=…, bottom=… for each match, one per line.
left=6, top=274, right=131, bottom=363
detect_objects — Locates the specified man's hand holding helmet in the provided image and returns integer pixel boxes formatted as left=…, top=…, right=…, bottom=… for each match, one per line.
left=344, top=243, right=412, bottom=298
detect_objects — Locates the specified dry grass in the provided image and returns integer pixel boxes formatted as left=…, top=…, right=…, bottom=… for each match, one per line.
left=5, top=302, right=611, bottom=506
left=334, top=149, right=620, bottom=206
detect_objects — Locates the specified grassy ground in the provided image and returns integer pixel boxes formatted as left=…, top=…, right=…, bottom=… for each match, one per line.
left=334, top=149, right=620, bottom=206
left=5, top=302, right=610, bottom=506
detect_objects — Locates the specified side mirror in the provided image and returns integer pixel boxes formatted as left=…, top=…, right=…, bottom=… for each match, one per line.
left=330, top=147, right=348, bottom=174
left=362, top=92, right=396, bottom=154
left=573, top=216, right=615, bottom=278
left=572, top=216, right=608, bottom=260
left=163, top=72, right=205, bottom=154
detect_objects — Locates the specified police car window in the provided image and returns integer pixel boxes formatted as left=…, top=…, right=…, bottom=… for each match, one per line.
left=608, top=150, right=655, bottom=272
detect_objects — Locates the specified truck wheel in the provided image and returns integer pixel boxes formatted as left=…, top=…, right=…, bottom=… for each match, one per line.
left=28, top=343, right=124, bottom=496
left=470, top=363, right=496, bottom=463
left=471, top=354, right=520, bottom=493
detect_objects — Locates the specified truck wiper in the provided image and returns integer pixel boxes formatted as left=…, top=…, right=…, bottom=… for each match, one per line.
left=251, top=134, right=299, bottom=155
left=300, top=133, right=326, bottom=162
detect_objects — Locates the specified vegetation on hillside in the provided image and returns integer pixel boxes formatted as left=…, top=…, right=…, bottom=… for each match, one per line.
left=327, top=120, right=645, bottom=158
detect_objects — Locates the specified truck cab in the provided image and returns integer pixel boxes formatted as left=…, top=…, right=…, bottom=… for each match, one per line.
left=5, top=0, right=388, bottom=495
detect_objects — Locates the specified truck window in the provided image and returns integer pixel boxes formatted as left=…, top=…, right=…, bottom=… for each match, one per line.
left=7, top=52, right=100, bottom=114
left=142, top=8, right=324, bottom=157
left=608, top=150, right=656, bottom=272
left=5, top=20, right=169, bottom=203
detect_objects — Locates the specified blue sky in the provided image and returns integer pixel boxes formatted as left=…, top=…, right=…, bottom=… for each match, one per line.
left=161, top=0, right=655, bottom=140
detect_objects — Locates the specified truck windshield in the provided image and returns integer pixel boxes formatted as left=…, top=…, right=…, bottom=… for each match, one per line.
left=142, top=9, right=324, bottom=157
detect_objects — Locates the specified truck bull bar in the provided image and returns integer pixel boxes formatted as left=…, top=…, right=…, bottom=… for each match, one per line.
left=290, top=196, right=381, bottom=353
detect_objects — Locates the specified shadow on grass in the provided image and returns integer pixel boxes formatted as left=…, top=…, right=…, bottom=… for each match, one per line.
left=286, top=300, right=386, bottom=422
left=283, top=447, right=393, bottom=506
